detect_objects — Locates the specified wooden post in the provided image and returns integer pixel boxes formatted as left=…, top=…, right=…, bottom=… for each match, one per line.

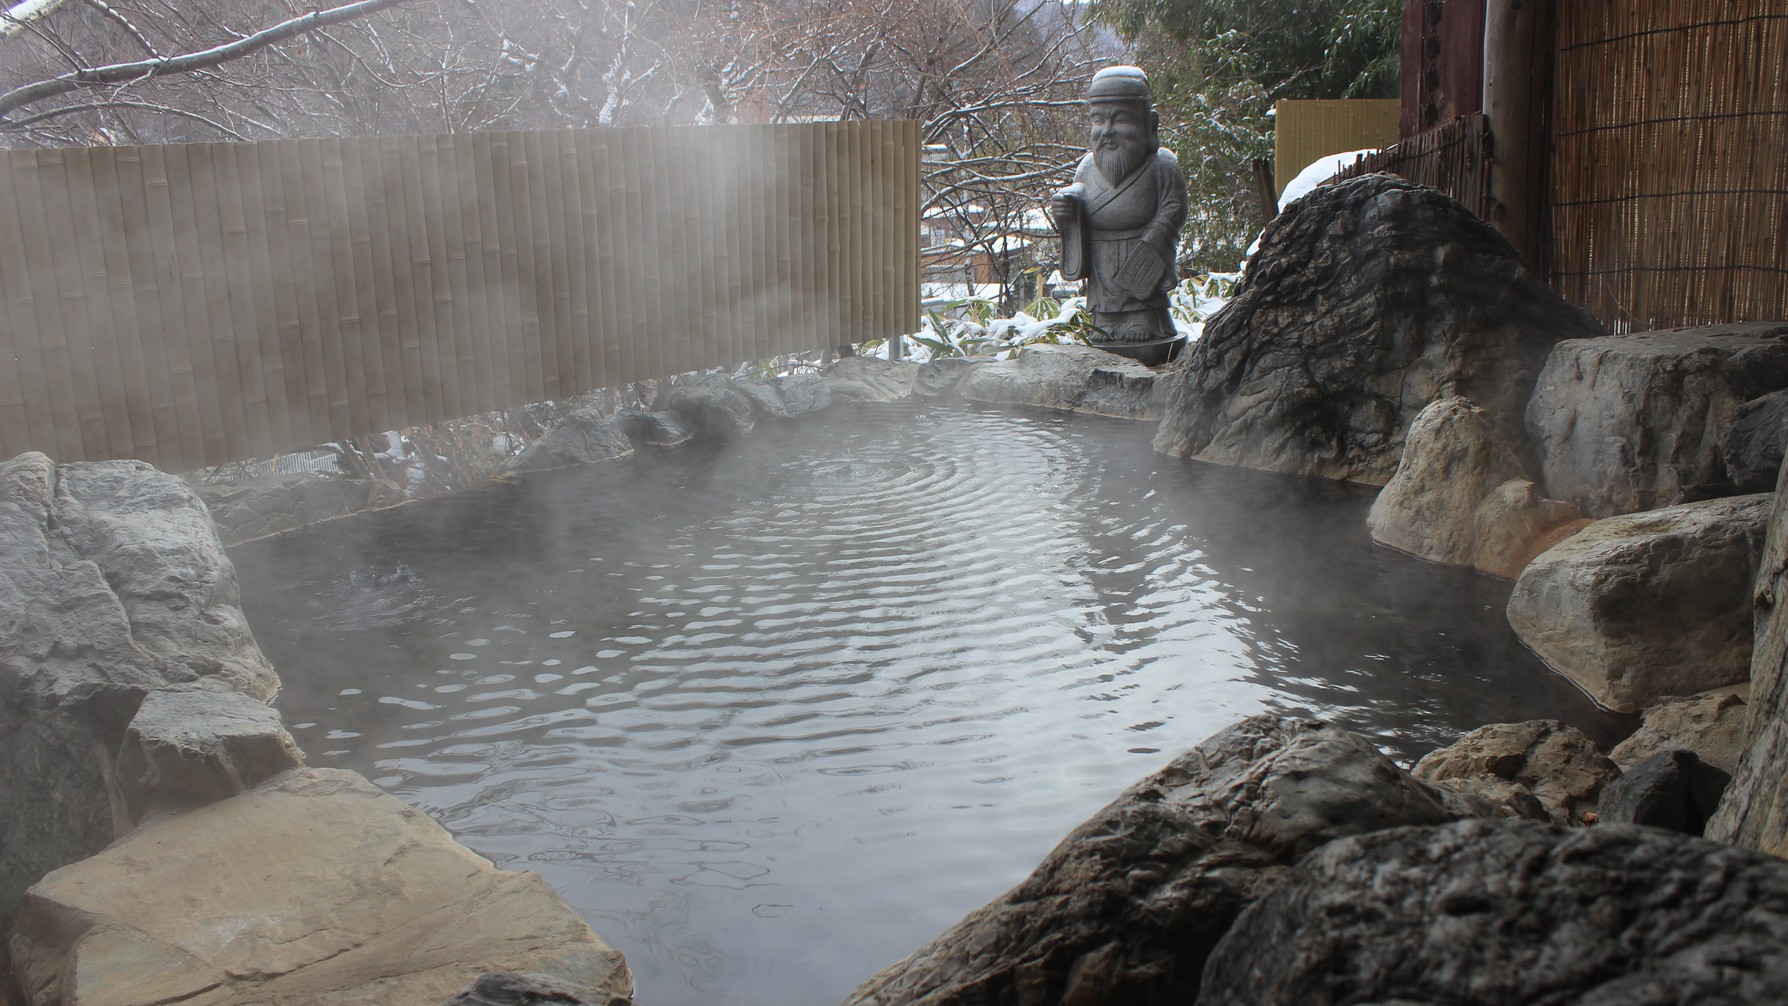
left=1483, top=0, right=1556, bottom=272
left=1250, top=158, right=1279, bottom=222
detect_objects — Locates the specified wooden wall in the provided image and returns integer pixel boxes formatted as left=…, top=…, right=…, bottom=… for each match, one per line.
left=0, top=121, right=921, bottom=470
left=1272, top=99, right=1402, bottom=198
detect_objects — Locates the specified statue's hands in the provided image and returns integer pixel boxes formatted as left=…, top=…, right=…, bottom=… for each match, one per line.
left=1049, top=190, right=1079, bottom=228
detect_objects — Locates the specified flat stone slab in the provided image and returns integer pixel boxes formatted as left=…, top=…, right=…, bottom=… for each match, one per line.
left=10, top=768, right=631, bottom=1006
left=1508, top=493, right=1773, bottom=712
left=955, top=344, right=1163, bottom=420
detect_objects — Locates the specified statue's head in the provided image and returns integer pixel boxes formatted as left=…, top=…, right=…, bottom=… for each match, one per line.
left=1086, top=66, right=1159, bottom=184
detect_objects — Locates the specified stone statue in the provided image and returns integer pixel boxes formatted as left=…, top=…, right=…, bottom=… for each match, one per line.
left=1050, top=66, right=1189, bottom=359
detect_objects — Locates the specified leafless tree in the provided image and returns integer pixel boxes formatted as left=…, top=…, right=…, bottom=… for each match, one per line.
left=2, top=0, right=1113, bottom=304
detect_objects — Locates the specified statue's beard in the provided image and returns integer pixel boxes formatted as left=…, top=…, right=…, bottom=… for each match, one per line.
left=1094, top=141, right=1147, bottom=185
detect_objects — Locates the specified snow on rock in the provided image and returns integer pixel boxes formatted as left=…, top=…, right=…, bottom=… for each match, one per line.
left=1279, top=149, right=1377, bottom=212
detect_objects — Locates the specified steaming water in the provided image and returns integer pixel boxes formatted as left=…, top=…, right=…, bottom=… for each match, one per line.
left=232, top=401, right=1621, bottom=1006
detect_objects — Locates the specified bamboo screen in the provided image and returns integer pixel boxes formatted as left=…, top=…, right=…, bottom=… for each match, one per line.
left=0, top=121, right=921, bottom=470
left=1552, top=2, right=1788, bottom=329
left=1272, top=99, right=1401, bottom=197
left=1332, top=113, right=1494, bottom=223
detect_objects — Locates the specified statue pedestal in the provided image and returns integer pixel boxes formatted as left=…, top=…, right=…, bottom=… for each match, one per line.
left=1088, top=336, right=1186, bottom=368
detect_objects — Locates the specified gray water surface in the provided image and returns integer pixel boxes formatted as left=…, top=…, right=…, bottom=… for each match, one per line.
left=233, top=401, right=1621, bottom=1006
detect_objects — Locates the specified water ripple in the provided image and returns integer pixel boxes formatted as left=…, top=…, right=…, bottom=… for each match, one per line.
left=235, top=401, right=1626, bottom=1006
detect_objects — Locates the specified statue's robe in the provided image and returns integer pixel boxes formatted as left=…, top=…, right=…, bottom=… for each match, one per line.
left=1056, top=149, right=1189, bottom=341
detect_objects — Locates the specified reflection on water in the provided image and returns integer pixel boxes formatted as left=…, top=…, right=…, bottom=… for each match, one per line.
left=233, top=401, right=1623, bottom=1006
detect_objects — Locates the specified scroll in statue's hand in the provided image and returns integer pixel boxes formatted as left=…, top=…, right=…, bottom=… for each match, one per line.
left=1113, top=242, right=1169, bottom=301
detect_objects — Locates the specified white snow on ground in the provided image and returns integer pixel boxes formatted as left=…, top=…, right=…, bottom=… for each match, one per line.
left=893, top=272, right=1237, bottom=362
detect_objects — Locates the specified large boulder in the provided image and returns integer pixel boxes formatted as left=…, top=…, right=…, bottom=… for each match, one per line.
left=1528, top=323, right=1788, bottom=517
left=1412, top=719, right=1619, bottom=826
left=194, top=472, right=403, bottom=546
left=1725, top=389, right=1788, bottom=494
left=1508, top=494, right=1772, bottom=712
left=1198, top=819, right=1788, bottom=1004
left=1367, top=397, right=1579, bottom=575
left=661, top=377, right=757, bottom=437
left=500, top=408, right=634, bottom=472
left=8, top=768, right=633, bottom=1006
left=843, top=716, right=1498, bottom=1006
left=0, top=453, right=278, bottom=923
left=1709, top=462, right=1788, bottom=854
left=1153, top=173, right=1599, bottom=485
left=955, top=344, right=1164, bottom=420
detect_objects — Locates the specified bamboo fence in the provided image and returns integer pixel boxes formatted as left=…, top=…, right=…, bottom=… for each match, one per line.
left=1552, top=0, right=1788, bottom=329
left=0, top=121, right=921, bottom=470
left=1332, top=112, right=1494, bottom=222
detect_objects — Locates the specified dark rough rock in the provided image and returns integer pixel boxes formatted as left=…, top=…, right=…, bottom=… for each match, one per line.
left=822, top=357, right=918, bottom=403
left=1507, top=494, right=1772, bottom=712
left=1725, top=389, right=1788, bottom=494
left=844, top=715, right=1500, bottom=1006
left=1612, top=689, right=1749, bottom=775
left=1709, top=460, right=1788, bottom=855
left=1199, top=818, right=1788, bottom=1005
left=1367, top=396, right=1579, bottom=576
left=955, top=344, right=1164, bottom=420
left=1528, top=323, right=1788, bottom=517
left=1597, top=750, right=1729, bottom=835
left=1412, top=720, right=1619, bottom=826
left=662, top=377, right=757, bottom=436
left=443, top=970, right=625, bottom=1006
left=501, top=408, right=635, bottom=472
left=115, top=688, right=304, bottom=820
left=194, top=472, right=403, bottom=546
left=0, top=453, right=278, bottom=923
left=1153, top=173, right=1599, bottom=485
left=615, top=409, right=693, bottom=447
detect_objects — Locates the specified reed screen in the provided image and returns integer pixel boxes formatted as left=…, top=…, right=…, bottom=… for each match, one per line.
left=1552, top=2, right=1788, bottom=329
left=0, top=121, right=921, bottom=469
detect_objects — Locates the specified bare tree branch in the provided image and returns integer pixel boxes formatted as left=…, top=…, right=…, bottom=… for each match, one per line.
left=0, top=0, right=409, bottom=121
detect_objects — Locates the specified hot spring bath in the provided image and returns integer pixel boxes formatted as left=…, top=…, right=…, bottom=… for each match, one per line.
left=231, top=401, right=1620, bottom=1006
